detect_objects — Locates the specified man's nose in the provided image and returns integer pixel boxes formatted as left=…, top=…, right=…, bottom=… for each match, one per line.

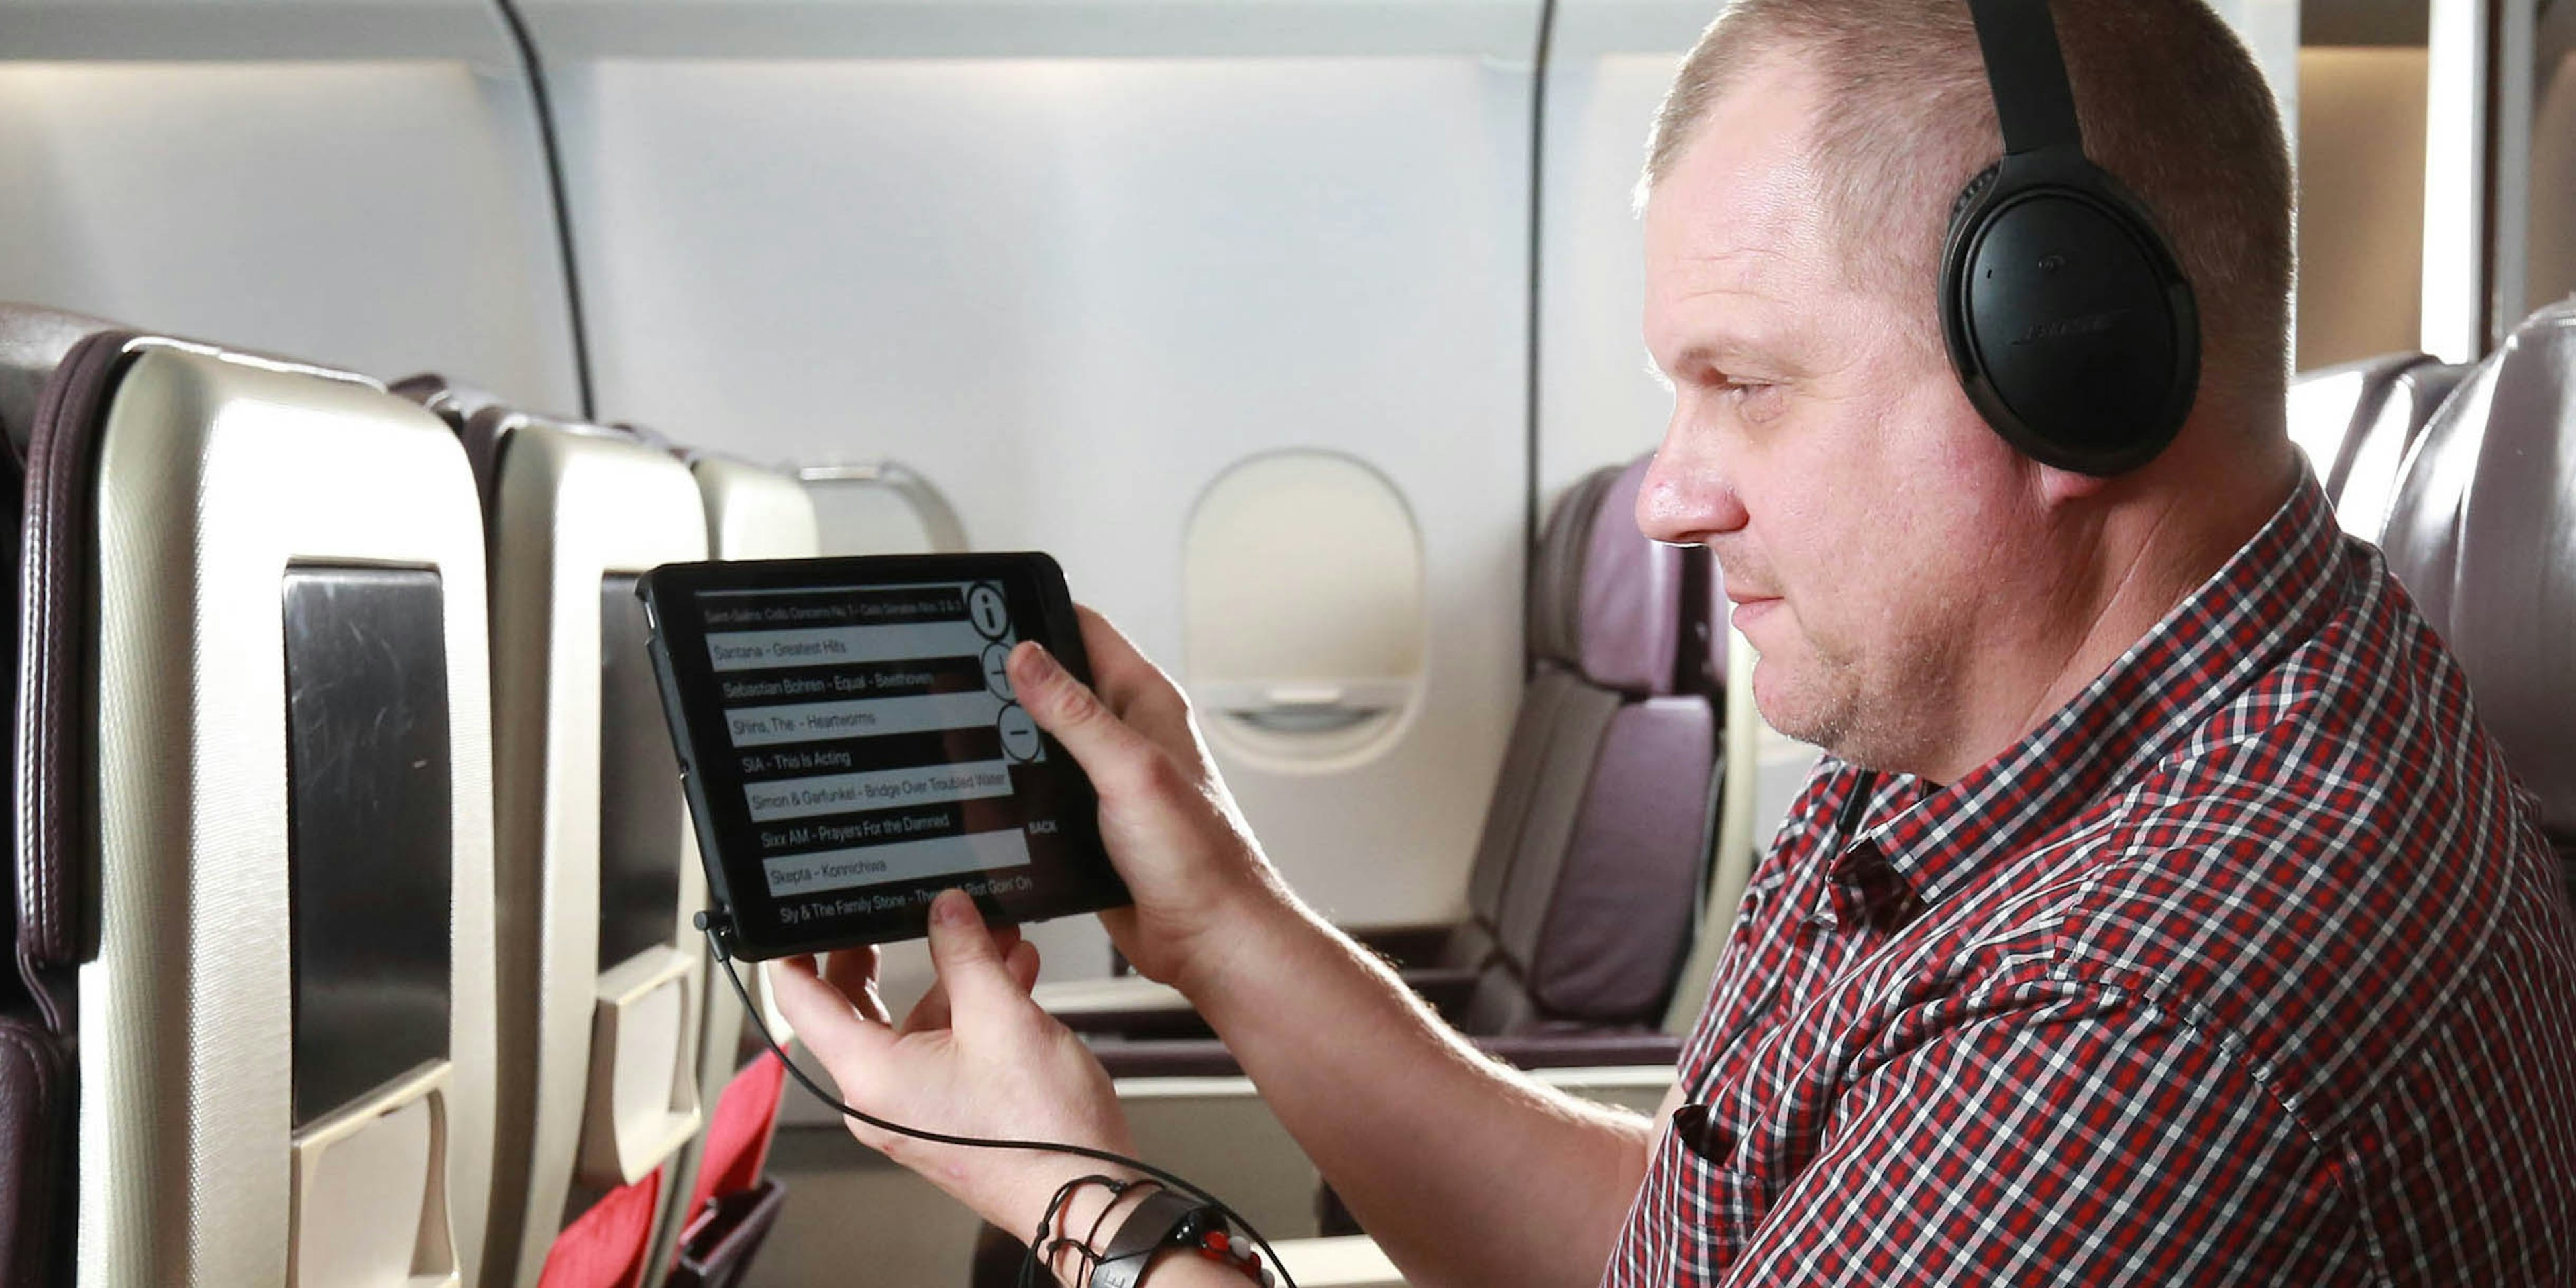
left=1636, top=414, right=1747, bottom=545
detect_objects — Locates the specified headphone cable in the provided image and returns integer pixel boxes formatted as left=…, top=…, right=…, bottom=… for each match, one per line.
left=707, top=928, right=1298, bottom=1287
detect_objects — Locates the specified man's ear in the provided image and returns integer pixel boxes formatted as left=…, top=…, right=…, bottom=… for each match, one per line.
left=2035, top=462, right=2113, bottom=508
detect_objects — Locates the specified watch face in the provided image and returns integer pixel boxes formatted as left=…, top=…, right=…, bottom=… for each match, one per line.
left=641, top=552, right=1127, bottom=956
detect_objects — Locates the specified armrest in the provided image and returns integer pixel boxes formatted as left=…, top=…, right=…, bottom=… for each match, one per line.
left=1472, top=1031, right=1683, bottom=1071
left=1032, top=975, right=1191, bottom=1014
left=1273, top=1235, right=1405, bottom=1287
left=1087, top=1030, right=1682, bottom=1081
left=1038, top=968, right=1479, bottom=1040
left=972, top=1228, right=1402, bottom=1288
left=1346, top=922, right=1458, bottom=971
left=1032, top=976, right=1218, bottom=1040
left=1396, top=967, right=1477, bottom=1023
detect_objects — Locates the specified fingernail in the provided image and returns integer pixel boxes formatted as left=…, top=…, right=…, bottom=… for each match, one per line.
left=932, top=889, right=967, bottom=924
left=1016, top=641, right=1061, bottom=680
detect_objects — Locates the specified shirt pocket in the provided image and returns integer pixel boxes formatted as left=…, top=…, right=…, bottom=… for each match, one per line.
left=1623, top=1105, right=1780, bottom=1285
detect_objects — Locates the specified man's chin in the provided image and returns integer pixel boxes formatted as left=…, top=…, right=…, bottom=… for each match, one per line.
left=1748, top=654, right=1852, bottom=751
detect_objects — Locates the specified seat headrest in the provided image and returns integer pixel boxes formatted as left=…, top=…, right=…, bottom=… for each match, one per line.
left=1529, top=456, right=1694, bottom=696
left=2383, top=298, right=2576, bottom=842
left=0, top=305, right=120, bottom=462
left=2290, top=350, right=2434, bottom=502
left=2334, top=359, right=2473, bottom=543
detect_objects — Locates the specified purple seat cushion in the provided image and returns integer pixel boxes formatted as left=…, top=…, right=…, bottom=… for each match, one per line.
left=1530, top=459, right=1692, bottom=696
left=1526, top=696, right=1717, bottom=1023
left=1471, top=694, right=1715, bottom=1032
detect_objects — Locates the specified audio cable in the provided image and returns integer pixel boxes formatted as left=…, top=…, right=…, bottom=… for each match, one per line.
left=706, top=924, right=1299, bottom=1288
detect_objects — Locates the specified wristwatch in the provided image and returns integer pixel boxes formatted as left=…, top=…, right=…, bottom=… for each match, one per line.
left=1089, top=1188, right=1215, bottom=1288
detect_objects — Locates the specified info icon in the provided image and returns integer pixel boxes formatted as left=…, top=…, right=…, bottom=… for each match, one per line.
left=968, top=583, right=1009, bottom=639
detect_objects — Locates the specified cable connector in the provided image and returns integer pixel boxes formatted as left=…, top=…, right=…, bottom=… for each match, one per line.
left=694, top=908, right=733, bottom=961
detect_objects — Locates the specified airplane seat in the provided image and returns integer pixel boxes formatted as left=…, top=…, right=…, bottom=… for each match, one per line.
left=2290, top=351, right=2437, bottom=504
left=2377, top=300, right=2576, bottom=904
left=2326, top=358, right=2476, bottom=543
left=1458, top=454, right=1717, bottom=1040
left=398, top=378, right=714, bottom=1288
left=0, top=306, right=117, bottom=1288
left=0, top=311, right=498, bottom=1285
left=1074, top=454, right=1720, bottom=1078
left=654, top=450, right=818, bottom=1288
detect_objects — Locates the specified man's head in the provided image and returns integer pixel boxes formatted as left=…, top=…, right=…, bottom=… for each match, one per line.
left=1636, top=0, right=2294, bottom=780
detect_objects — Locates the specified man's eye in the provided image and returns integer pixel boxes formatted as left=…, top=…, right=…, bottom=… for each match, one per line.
left=1724, top=382, right=1786, bottom=421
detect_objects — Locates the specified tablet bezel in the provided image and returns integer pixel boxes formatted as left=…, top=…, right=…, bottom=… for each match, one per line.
left=639, top=552, right=1128, bottom=959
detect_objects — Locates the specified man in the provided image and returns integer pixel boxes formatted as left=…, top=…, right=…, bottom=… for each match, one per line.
left=771, top=0, right=2576, bottom=1282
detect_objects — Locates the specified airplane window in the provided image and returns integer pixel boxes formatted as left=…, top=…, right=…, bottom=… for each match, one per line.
left=2296, top=1, right=2430, bottom=368
left=1183, top=449, right=1424, bottom=771
left=283, top=566, right=451, bottom=1129
left=599, top=573, right=686, bottom=972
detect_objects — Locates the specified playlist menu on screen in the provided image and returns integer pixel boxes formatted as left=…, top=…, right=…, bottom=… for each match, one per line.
left=698, top=581, right=1055, bottom=911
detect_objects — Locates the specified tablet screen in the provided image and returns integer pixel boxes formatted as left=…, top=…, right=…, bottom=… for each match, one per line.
left=645, top=555, right=1123, bottom=954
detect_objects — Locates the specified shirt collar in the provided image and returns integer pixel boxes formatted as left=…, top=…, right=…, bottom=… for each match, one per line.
left=1824, top=470, right=2347, bottom=923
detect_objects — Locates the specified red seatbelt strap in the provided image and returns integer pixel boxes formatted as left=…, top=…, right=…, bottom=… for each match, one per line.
left=539, top=1168, right=665, bottom=1288
left=685, top=1052, right=788, bottom=1221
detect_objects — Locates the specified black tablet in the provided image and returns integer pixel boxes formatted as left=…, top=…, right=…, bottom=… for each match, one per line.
left=637, top=553, right=1129, bottom=959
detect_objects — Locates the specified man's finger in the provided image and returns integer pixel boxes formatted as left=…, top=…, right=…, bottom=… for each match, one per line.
left=1007, top=641, right=1167, bottom=797
left=1005, top=938, right=1042, bottom=994
left=903, top=924, right=1026, bottom=1034
left=822, top=947, right=889, bottom=1024
left=922, top=889, right=1028, bottom=1024
left=902, top=977, right=952, bottom=1034
left=767, top=953, right=899, bottom=1075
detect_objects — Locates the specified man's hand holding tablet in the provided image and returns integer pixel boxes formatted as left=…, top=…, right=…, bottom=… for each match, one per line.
left=643, top=556, right=1294, bottom=1286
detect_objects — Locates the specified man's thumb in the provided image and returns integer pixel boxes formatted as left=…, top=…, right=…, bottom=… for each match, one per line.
left=1006, top=641, right=1157, bottom=796
left=924, top=889, right=1020, bottom=1014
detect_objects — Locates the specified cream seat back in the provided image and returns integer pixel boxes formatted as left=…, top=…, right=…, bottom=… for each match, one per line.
left=399, top=380, right=712, bottom=1288
left=0, top=309, right=496, bottom=1286
left=651, top=451, right=816, bottom=1285
left=680, top=453, right=816, bottom=1050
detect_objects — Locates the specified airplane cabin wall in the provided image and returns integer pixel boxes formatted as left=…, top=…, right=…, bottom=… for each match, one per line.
left=515, top=1, right=1542, bottom=983
left=1533, top=1, right=1691, bottom=513
left=0, top=0, right=580, bottom=411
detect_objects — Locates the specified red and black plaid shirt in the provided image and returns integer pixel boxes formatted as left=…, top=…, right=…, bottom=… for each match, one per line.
left=1605, top=475, right=2576, bottom=1285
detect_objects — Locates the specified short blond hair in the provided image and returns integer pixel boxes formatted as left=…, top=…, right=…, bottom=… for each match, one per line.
left=1644, top=0, right=2294, bottom=414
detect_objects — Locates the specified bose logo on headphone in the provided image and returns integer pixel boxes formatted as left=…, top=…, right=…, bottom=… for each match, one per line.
left=2012, top=309, right=2129, bottom=346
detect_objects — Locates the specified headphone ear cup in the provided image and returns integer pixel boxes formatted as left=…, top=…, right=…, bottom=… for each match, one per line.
left=1945, top=180, right=2199, bottom=475
left=1949, top=163, right=2002, bottom=233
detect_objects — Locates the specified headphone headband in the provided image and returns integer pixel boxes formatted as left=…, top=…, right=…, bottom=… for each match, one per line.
left=1966, top=0, right=2082, bottom=156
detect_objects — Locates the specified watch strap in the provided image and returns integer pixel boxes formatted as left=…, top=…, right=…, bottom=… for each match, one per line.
left=1089, top=1187, right=1210, bottom=1288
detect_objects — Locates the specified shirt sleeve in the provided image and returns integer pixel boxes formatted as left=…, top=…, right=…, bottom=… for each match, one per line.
left=1718, top=986, right=2372, bottom=1285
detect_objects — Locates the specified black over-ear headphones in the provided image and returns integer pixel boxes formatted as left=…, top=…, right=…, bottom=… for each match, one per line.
left=1944, top=0, right=2200, bottom=476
